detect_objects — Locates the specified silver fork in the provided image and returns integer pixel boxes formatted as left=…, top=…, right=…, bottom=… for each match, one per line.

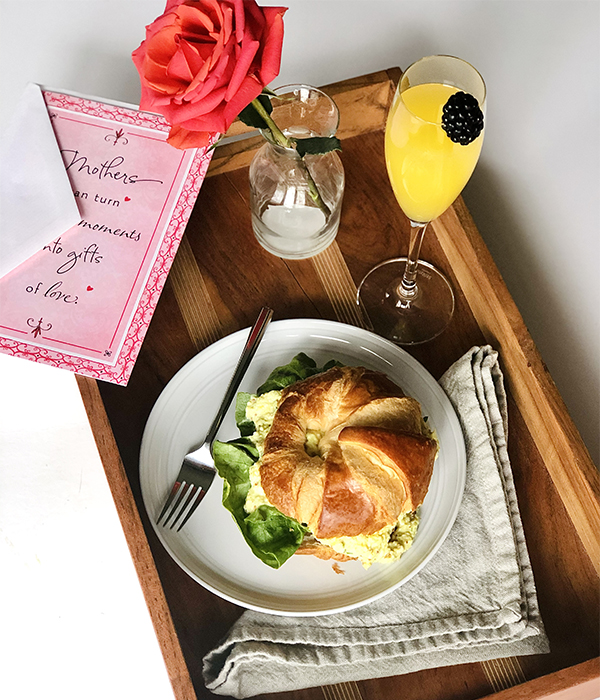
left=157, top=307, right=273, bottom=531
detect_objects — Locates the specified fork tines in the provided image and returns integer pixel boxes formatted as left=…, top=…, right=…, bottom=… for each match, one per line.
left=157, top=479, right=206, bottom=532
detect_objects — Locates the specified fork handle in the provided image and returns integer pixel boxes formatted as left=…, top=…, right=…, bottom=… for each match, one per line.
left=204, top=306, right=273, bottom=445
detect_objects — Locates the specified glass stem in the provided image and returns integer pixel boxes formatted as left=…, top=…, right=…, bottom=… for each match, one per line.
left=397, top=220, right=429, bottom=305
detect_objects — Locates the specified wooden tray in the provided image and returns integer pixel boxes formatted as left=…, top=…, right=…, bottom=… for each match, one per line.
left=76, top=70, right=600, bottom=700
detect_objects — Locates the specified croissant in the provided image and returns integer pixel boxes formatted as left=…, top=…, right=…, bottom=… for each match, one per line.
left=259, top=366, right=437, bottom=556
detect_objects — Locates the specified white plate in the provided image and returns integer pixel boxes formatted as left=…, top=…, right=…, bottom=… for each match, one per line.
left=140, top=319, right=466, bottom=616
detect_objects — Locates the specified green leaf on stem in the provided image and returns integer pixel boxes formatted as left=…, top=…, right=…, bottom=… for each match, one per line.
left=238, top=94, right=273, bottom=129
left=294, top=136, right=342, bottom=157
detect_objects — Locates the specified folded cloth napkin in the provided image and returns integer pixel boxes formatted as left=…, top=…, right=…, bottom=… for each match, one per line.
left=203, top=346, right=549, bottom=698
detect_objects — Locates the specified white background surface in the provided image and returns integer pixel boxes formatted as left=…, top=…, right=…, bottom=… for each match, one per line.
left=0, top=2, right=598, bottom=699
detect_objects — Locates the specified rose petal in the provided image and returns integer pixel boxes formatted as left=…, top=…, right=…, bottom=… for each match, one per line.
left=201, top=0, right=224, bottom=21
left=205, top=35, right=225, bottom=75
left=167, top=123, right=212, bottom=150
left=216, top=2, right=232, bottom=49
left=185, top=56, right=230, bottom=103
left=132, top=42, right=147, bottom=74
left=176, top=3, right=215, bottom=33
left=144, top=24, right=181, bottom=68
left=163, top=85, right=228, bottom=124
left=225, top=39, right=259, bottom=101
left=141, top=49, right=190, bottom=95
left=143, top=61, right=186, bottom=94
left=257, top=6, right=286, bottom=85
left=223, top=73, right=263, bottom=123
left=143, top=10, right=182, bottom=39
left=185, top=34, right=233, bottom=99
left=140, top=87, right=173, bottom=110
left=180, top=40, right=213, bottom=85
left=166, top=42, right=196, bottom=84
left=234, top=0, right=251, bottom=44
left=178, top=37, right=207, bottom=76
left=177, top=105, right=228, bottom=132
left=202, top=4, right=230, bottom=74
left=242, top=0, right=266, bottom=35
left=164, top=0, right=185, bottom=13
left=138, top=83, right=162, bottom=112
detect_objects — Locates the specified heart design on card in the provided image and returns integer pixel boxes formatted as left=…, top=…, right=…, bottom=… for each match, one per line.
left=87, top=286, right=93, bottom=291
left=124, top=196, right=131, bottom=202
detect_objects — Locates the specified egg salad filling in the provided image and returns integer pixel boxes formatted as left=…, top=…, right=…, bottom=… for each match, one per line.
left=319, top=511, right=419, bottom=567
left=242, top=389, right=421, bottom=568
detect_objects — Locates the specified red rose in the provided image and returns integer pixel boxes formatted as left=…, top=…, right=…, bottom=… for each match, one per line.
left=132, top=0, right=287, bottom=149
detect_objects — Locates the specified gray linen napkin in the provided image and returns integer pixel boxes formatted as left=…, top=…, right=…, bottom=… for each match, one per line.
left=203, top=346, right=549, bottom=698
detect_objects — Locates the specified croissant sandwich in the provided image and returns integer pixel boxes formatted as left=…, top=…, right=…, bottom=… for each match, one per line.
left=212, top=354, right=438, bottom=569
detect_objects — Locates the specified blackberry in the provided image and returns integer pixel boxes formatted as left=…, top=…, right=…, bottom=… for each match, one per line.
left=441, top=91, right=484, bottom=145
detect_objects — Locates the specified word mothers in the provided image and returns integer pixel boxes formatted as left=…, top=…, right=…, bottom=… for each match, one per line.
left=61, top=150, right=164, bottom=186
left=78, top=219, right=142, bottom=242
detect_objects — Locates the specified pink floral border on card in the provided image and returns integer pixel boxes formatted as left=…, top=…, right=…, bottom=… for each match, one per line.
left=0, top=91, right=215, bottom=386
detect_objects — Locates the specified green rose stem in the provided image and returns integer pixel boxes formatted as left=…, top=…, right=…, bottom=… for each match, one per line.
left=250, top=97, right=331, bottom=217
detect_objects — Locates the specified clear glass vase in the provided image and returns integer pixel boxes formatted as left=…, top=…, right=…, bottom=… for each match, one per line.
left=249, top=85, right=345, bottom=259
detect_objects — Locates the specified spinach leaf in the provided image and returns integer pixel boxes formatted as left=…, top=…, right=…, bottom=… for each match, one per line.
left=234, top=392, right=255, bottom=436
left=212, top=438, right=305, bottom=569
left=244, top=506, right=307, bottom=568
left=257, top=352, right=342, bottom=394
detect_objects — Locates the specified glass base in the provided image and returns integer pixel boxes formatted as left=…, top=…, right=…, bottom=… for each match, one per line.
left=357, top=258, right=455, bottom=345
left=252, top=207, right=339, bottom=260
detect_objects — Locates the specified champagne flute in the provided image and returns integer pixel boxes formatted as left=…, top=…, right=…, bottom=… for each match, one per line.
left=357, top=55, right=486, bottom=344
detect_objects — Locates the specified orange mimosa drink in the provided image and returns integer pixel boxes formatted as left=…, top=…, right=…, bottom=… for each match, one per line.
left=385, top=83, right=484, bottom=223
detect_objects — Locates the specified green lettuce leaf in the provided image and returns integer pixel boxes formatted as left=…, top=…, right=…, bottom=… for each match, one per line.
left=257, top=352, right=342, bottom=394
left=244, top=505, right=307, bottom=567
left=234, top=392, right=255, bottom=436
left=212, top=438, right=305, bottom=569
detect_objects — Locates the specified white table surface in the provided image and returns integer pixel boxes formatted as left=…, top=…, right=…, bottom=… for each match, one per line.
left=0, top=2, right=598, bottom=699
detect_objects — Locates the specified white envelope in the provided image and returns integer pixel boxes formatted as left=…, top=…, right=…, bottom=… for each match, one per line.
left=0, top=83, right=80, bottom=279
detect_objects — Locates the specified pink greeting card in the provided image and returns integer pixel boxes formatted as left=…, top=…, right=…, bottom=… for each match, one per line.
left=0, top=90, right=214, bottom=385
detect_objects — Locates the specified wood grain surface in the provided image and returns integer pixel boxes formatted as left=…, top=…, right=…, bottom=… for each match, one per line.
left=77, top=70, right=599, bottom=700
